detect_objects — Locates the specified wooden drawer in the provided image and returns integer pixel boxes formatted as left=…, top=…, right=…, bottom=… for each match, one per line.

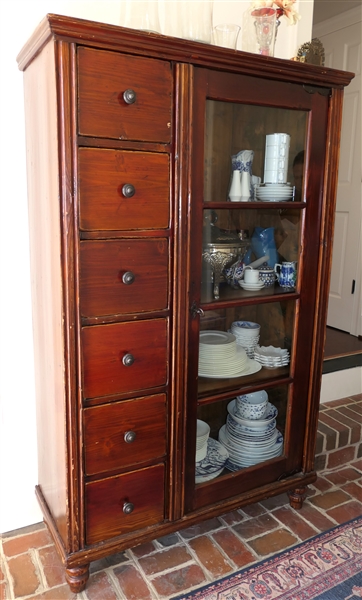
left=83, top=394, right=167, bottom=476
left=79, top=239, right=169, bottom=317
left=85, top=464, right=165, bottom=544
left=78, top=47, right=172, bottom=142
left=82, top=319, right=168, bottom=399
left=78, top=148, right=170, bottom=231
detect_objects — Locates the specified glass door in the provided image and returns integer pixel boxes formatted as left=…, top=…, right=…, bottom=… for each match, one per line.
left=184, top=66, right=329, bottom=514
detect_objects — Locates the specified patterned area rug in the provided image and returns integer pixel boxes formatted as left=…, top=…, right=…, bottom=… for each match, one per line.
left=173, top=516, right=362, bottom=600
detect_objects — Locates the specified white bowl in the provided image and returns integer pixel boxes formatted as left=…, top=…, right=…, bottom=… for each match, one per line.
left=196, top=419, right=210, bottom=449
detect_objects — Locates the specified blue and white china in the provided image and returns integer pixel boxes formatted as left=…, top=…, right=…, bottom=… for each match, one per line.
left=274, top=261, right=297, bottom=289
left=258, top=265, right=276, bottom=286
left=235, top=392, right=268, bottom=419
left=195, top=438, right=229, bottom=483
left=227, top=400, right=278, bottom=426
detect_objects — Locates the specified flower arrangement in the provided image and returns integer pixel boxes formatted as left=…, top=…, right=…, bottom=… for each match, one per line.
left=251, top=0, right=301, bottom=25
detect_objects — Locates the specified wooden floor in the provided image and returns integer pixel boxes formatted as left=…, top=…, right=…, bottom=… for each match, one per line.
left=323, top=326, right=362, bottom=374
left=324, top=327, right=362, bottom=360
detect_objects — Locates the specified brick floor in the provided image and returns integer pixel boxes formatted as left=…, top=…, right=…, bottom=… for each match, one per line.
left=1, top=397, right=361, bottom=600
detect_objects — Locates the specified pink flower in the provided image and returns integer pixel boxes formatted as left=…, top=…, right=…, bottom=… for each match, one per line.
left=250, top=0, right=300, bottom=25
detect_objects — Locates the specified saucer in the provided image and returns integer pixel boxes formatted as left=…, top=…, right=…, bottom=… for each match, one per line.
left=240, top=281, right=265, bottom=291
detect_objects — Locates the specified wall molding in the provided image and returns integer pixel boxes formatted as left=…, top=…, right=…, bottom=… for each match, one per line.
left=313, top=6, right=362, bottom=38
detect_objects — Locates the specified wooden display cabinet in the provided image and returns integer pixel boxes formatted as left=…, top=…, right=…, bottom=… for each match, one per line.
left=17, top=14, right=353, bottom=592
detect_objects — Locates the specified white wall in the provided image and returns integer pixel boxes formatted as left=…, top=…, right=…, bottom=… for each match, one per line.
left=0, top=0, right=312, bottom=534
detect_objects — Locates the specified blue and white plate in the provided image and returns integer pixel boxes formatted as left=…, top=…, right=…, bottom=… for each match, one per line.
left=195, top=438, right=229, bottom=483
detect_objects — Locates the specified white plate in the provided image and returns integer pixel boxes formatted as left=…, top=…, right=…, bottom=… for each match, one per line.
left=240, top=282, right=265, bottom=291
left=199, top=358, right=262, bottom=379
left=239, top=281, right=264, bottom=289
left=199, top=330, right=235, bottom=346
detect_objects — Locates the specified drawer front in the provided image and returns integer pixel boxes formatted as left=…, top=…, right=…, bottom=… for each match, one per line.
left=79, top=148, right=170, bottom=231
left=78, top=47, right=172, bottom=142
left=80, top=239, right=169, bottom=317
left=82, top=319, right=168, bottom=399
left=84, top=394, right=167, bottom=476
left=85, top=464, right=165, bottom=544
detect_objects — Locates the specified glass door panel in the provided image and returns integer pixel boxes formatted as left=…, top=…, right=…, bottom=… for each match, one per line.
left=184, top=67, right=328, bottom=515
left=196, top=384, right=289, bottom=484
left=204, top=101, right=307, bottom=204
left=202, top=207, right=302, bottom=303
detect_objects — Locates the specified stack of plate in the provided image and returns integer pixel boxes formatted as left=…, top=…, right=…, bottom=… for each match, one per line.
left=218, top=399, right=283, bottom=470
left=195, top=438, right=229, bottom=483
left=239, top=280, right=265, bottom=292
left=230, top=321, right=260, bottom=359
left=198, top=330, right=262, bottom=378
left=255, top=183, right=294, bottom=202
left=254, top=345, right=290, bottom=369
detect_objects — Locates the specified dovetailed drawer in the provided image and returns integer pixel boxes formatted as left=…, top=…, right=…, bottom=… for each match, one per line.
left=82, top=319, right=168, bottom=399
left=78, top=148, right=170, bottom=231
left=85, top=464, right=165, bottom=544
left=83, top=394, right=167, bottom=476
left=80, top=239, right=169, bottom=317
left=78, top=47, right=172, bottom=142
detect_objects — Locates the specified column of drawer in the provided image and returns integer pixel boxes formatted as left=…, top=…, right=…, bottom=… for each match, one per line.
left=77, top=47, right=172, bottom=544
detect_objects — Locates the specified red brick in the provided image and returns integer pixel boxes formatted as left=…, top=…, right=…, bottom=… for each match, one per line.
left=0, top=581, right=9, bottom=600
left=234, top=513, right=279, bottom=539
left=138, top=546, right=191, bottom=575
left=38, top=545, right=66, bottom=587
left=129, top=541, right=156, bottom=558
left=324, top=398, right=356, bottom=408
left=309, top=489, right=351, bottom=510
left=332, top=410, right=361, bottom=444
left=341, top=481, right=362, bottom=500
left=273, top=506, right=317, bottom=540
left=351, top=458, right=362, bottom=472
left=260, top=493, right=290, bottom=510
left=114, top=564, right=153, bottom=600
left=188, top=535, right=231, bottom=577
left=2, top=530, right=52, bottom=558
left=327, top=501, right=362, bottom=523
left=241, top=503, right=266, bottom=517
left=318, top=413, right=349, bottom=447
left=350, top=394, right=362, bottom=402
left=297, top=503, right=336, bottom=531
left=312, top=476, right=334, bottom=493
left=324, top=468, right=361, bottom=485
left=28, top=585, right=77, bottom=599
left=7, top=553, right=40, bottom=597
left=327, top=446, right=356, bottom=469
left=179, top=518, right=222, bottom=539
left=85, top=571, right=118, bottom=600
left=212, top=529, right=256, bottom=568
left=220, top=510, right=245, bottom=525
left=0, top=562, right=5, bottom=581
left=247, top=528, right=298, bottom=556
left=152, top=564, right=206, bottom=596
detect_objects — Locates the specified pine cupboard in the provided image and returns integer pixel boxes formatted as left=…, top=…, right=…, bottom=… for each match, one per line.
left=17, top=14, right=353, bottom=592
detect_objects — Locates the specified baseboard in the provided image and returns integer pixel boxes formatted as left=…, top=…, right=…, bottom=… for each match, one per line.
left=320, top=367, right=362, bottom=403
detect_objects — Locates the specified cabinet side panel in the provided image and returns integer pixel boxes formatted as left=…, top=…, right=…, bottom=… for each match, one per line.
left=23, top=40, right=68, bottom=547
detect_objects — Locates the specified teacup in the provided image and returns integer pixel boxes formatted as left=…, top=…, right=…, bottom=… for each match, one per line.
left=244, top=267, right=260, bottom=284
left=235, top=391, right=268, bottom=419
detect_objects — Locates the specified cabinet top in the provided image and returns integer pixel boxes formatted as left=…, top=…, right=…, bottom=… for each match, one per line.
left=17, top=13, right=354, bottom=89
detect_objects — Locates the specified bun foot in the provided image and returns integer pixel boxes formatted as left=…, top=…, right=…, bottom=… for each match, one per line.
left=65, top=564, right=89, bottom=593
left=288, top=486, right=307, bottom=509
